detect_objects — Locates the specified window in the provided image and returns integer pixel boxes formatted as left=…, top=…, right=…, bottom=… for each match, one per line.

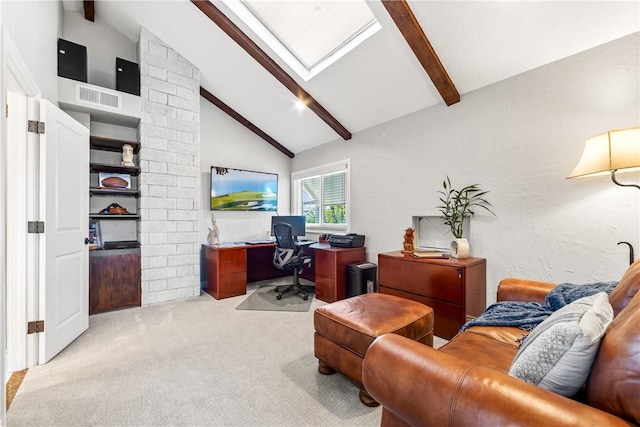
left=222, top=0, right=380, bottom=81
left=292, top=160, right=350, bottom=231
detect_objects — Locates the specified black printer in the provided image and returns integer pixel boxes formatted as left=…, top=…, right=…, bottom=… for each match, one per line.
left=328, top=233, right=365, bottom=248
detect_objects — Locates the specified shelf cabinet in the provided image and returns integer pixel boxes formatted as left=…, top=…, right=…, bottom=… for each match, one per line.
left=89, top=250, right=141, bottom=314
left=90, top=135, right=140, bottom=153
left=89, top=133, right=141, bottom=313
left=90, top=187, right=140, bottom=197
left=378, top=252, right=486, bottom=339
left=90, top=162, right=140, bottom=176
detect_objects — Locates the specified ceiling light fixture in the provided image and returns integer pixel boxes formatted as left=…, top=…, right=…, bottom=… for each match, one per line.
left=295, top=100, right=307, bottom=110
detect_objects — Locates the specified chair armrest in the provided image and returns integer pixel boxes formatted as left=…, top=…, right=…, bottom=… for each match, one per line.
left=362, top=334, right=628, bottom=427
left=497, top=278, right=556, bottom=303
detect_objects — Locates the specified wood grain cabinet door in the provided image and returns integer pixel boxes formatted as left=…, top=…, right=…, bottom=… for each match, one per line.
left=89, top=252, right=141, bottom=314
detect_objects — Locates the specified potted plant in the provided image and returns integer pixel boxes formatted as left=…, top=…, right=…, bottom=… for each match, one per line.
left=436, top=176, right=495, bottom=258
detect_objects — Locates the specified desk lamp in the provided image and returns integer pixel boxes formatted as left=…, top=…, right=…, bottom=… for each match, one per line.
left=568, top=127, right=640, bottom=190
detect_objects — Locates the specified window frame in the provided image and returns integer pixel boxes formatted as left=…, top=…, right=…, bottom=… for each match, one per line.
left=291, top=159, right=350, bottom=233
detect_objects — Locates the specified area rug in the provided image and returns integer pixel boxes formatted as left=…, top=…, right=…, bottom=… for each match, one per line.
left=236, top=278, right=315, bottom=312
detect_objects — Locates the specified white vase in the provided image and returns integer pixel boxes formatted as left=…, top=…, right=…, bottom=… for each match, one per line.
left=450, top=238, right=470, bottom=259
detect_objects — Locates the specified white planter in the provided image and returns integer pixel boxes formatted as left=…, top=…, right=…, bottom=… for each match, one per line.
left=450, top=238, right=470, bottom=259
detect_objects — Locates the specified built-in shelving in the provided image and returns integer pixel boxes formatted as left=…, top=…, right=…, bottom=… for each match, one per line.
left=90, top=162, right=140, bottom=176
left=90, top=187, right=140, bottom=197
left=90, top=136, right=141, bottom=154
left=61, top=74, right=143, bottom=314
left=90, top=213, right=141, bottom=220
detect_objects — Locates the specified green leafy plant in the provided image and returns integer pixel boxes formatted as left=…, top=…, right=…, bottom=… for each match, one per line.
left=436, top=176, right=496, bottom=239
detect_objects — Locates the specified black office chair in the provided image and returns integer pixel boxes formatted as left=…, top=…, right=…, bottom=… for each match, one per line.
left=272, top=223, right=313, bottom=300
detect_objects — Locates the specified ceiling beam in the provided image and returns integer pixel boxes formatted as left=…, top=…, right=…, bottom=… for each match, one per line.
left=191, top=0, right=352, bottom=141
left=200, top=86, right=295, bottom=159
left=382, top=0, right=460, bottom=106
left=83, top=1, right=95, bottom=22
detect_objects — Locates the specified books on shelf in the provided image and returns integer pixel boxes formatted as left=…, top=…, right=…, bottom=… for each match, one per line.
left=412, top=251, right=449, bottom=259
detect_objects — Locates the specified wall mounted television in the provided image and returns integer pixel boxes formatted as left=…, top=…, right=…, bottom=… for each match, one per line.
left=210, top=166, right=278, bottom=211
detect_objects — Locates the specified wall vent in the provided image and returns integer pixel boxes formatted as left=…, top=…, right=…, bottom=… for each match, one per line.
left=76, top=83, right=121, bottom=111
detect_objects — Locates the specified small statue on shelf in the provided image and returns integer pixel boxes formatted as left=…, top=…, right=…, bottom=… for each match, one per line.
left=401, top=227, right=415, bottom=254
left=207, top=212, right=220, bottom=245
left=121, top=143, right=135, bottom=167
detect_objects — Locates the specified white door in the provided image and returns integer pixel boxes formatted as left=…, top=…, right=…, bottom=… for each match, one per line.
left=38, top=100, right=89, bottom=364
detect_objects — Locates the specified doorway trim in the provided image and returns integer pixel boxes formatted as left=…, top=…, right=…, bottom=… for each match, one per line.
left=2, top=26, right=41, bottom=424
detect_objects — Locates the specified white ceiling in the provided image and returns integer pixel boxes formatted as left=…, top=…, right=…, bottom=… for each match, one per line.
left=88, top=1, right=639, bottom=155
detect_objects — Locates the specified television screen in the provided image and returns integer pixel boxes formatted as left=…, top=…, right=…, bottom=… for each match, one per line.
left=210, top=166, right=278, bottom=211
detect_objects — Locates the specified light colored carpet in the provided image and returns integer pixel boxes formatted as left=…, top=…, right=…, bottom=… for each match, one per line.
left=7, top=284, right=383, bottom=426
left=236, top=278, right=315, bottom=312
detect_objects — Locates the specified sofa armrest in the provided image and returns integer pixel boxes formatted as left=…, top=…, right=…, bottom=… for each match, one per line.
left=497, top=278, right=556, bottom=303
left=362, top=334, right=628, bottom=427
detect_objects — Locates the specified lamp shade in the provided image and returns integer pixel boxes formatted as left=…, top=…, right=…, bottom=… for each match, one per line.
left=568, top=127, right=640, bottom=178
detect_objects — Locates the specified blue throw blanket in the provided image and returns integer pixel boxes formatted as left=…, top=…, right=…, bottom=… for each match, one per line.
left=459, top=281, right=617, bottom=332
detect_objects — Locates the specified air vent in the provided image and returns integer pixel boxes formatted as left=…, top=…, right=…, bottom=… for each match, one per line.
left=76, top=83, right=121, bottom=111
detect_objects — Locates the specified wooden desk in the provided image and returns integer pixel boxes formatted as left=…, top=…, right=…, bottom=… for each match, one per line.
left=378, top=252, right=486, bottom=339
left=312, top=243, right=366, bottom=303
left=202, top=243, right=365, bottom=303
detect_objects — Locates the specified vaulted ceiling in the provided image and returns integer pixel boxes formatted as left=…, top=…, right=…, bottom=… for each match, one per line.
left=70, top=1, right=639, bottom=156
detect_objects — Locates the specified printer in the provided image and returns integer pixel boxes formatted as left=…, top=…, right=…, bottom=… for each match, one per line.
left=328, top=233, right=365, bottom=248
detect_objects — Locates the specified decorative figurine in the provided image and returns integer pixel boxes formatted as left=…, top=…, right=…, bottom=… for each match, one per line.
left=122, top=144, right=135, bottom=167
left=401, top=228, right=415, bottom=254
left=207, top=212, right=220, bottom=245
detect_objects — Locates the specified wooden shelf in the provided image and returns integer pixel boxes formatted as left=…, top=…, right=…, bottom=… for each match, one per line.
left=90, top=162, right=140, bottom=176
left=90, top=187, right=139, bottom=197
left=90, top=136, right=140, bottom=154
left=90, top=213, right=140, bottom=220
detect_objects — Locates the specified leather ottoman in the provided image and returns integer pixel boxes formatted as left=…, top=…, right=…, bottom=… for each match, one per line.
left=314, top=292, right=434, bottom=406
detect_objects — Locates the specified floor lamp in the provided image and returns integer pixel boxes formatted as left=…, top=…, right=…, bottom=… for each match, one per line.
left=567, top=127, right=640, bottom=264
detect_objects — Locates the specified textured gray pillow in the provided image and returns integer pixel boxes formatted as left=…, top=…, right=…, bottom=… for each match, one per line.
left=508, top=292, right=613, bottom=396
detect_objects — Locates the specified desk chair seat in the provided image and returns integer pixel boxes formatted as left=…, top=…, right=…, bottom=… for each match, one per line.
left=272, top=223, right=313, bottom=301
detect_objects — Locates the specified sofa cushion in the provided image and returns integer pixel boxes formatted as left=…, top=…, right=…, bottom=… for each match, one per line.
left=440, top=330, right=519, bottom=373
left=608, top=258, right=640, bottom=316
left=465, top=326, right=529, bottom=348
left=508, top=292, right=613, bottom=396
left=587, top=290, right=640, bottom=424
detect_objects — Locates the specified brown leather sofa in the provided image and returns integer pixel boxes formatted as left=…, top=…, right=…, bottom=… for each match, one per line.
left=362, top=259, right=640, bottom=427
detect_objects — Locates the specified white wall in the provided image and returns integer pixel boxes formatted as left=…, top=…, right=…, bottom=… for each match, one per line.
left=2, top=1, right=62, bottom=101
left=62, top=10, right=137, bottom=90
left=199, top=99, right=291, bottom=243
left=293, top=33, right=640, bottom=302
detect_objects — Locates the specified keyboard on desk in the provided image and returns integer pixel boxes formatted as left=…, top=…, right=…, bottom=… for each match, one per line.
left=244, top=240, right=275, bottom=245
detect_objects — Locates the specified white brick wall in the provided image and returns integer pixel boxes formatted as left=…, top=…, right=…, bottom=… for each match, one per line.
left=138, top=27, right=201, bottom=305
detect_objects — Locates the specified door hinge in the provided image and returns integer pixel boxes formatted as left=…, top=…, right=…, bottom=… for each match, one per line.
left=457, top=267, right=463, bottom=279
left=5, top=104, right=7, bottom=118
left=27, top=120, right=45, bottom=134
left=27, top=320, right=45, bottom=334
left=27, top=221, right=45, bottom=233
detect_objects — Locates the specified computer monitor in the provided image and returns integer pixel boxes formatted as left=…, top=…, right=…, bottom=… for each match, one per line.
left=271, top=215, right=306, bottom=239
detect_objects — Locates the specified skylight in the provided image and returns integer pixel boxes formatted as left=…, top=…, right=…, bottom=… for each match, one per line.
left=223, top=0, right=381, bottom=81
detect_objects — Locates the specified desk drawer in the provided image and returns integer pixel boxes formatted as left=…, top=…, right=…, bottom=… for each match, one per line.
left=315, top=275, right=335, bottom=303
left=314, top=250, right=336, bottom=279
left=220, top=248, right=247, bottom=273
left=379, top=257, right=462, bottom=304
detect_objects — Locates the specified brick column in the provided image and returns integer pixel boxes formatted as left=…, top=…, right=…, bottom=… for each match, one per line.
left=138, top=27, right=201, bottom=305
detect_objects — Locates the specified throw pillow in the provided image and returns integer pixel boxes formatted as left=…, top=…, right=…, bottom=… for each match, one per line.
left=508, top=292, right=613, bottom=396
